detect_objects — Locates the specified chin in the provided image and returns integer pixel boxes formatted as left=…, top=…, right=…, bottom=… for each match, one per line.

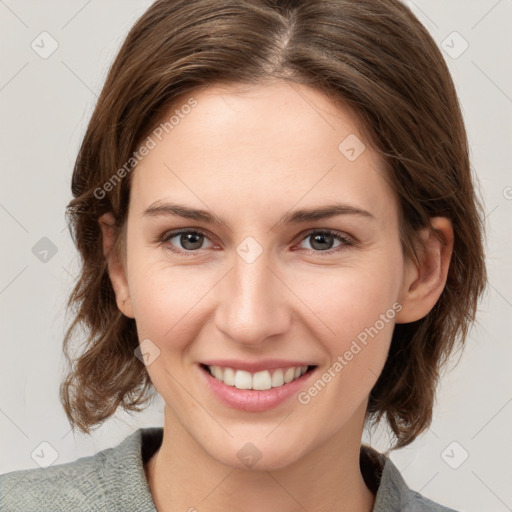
left=205, top=437, right=307, bottom=472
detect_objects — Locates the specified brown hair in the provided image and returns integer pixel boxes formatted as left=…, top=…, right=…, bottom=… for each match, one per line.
left=60, top=0, right=486, bottom=449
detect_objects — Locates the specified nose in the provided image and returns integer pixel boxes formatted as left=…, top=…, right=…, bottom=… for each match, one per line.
left=214, top=248, right=291, bottom=347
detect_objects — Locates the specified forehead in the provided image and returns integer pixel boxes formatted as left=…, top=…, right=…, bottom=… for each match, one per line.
left=129, top=81, right=396, bottom=225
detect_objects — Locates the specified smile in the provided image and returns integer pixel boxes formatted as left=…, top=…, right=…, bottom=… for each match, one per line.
left=204, top=364, right=313, bottom=390
left=198, top=362, right=318, bottom=412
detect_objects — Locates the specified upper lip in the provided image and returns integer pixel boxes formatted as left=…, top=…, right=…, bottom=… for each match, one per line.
left=200, top=359, right=316, bottom=373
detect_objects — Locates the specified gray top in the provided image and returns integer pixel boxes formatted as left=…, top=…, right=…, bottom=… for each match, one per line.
left=0, top=427, right=457, bottom=511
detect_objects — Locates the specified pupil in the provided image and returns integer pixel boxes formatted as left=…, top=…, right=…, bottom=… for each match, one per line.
left=182, top=232, right=202, bottom=250
left=311, top=233, right=333, bottom=251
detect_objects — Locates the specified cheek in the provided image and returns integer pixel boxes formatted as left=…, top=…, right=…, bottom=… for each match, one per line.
left=127, top=264, right=211, bottom=402
left=130, top=275, right=187, bottom=341
left=294, top=251, right=403, bottom=389
left=127, top=255, right=218, bottom=350
left=294, top=272, right=400, bottom=433
left=298, top=255, right=403, bottom=344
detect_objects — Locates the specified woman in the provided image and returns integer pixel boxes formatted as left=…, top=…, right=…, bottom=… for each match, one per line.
left=0, top=0, right=486, bottom=511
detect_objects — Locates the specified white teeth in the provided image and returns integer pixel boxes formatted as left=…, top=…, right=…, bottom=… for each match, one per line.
left=207, top=365, right=310, bottom=390
left=252, top=370, right=272, bottom=390
left=283, top=367, right=295, bottom=383
left=223, top=367, right=235, bottom=386
left=271, top=369, right=284, bottom=387
left=234, top=370, right=252, bottom=389
left=212, top=366, right=223, bottom=380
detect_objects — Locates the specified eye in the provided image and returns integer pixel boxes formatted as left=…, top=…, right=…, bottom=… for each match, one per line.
left=160, top=229, right=214, bottom=256
left=297, top=229, right=353, bottom=254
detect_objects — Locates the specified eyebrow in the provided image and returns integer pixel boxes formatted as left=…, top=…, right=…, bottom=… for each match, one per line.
left=142, top=201, right=374, bottom=225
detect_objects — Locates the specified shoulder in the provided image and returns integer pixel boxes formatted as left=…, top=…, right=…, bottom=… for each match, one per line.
left=0, top=427, right=161, bottom=512
left=404, top=490, right=460, bottom=511
left=360, top=445, right=459, bottom=512
left=0, top=447, right=110, bottom=511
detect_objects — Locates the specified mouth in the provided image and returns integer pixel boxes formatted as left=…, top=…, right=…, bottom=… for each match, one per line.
left=198, top=362, right=318, bottom=411
left=199, top=363, right=317, bottom=391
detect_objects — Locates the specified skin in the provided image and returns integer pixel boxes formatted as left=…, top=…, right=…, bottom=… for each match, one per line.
left=99, top=80, right=453, bottom=512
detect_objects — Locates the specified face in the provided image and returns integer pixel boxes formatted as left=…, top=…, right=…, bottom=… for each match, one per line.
left=106, top=81, right=425, bottom=470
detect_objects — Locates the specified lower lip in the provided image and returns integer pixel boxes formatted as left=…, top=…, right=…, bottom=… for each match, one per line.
left=198, top=364, right=316, bottom=412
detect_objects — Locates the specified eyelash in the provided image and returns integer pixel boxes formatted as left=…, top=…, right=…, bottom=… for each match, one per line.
left=157, top=228, right=354, bottom=257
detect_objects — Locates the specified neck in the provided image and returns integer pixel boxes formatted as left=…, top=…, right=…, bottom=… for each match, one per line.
left=145, top=405, right=375, bottom=512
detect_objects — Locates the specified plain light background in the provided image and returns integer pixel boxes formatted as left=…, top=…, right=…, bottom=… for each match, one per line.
left=0, top=1, right=511, bottom=510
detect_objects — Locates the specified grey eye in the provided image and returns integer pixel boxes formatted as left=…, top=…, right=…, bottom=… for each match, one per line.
left=168, top=231, right=213, bottom=251
left=300, top=232, right=344, bottom=251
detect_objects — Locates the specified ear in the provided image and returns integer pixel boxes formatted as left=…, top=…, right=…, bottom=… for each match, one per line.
left=98, top=212, right=135, bottom=319
left=395, top=217, right=454, bottom=324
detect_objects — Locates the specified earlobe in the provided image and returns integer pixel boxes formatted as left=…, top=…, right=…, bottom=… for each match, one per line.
left=98, top=212, right=135, bottom=319
left=395, top=217, right=454, bottom=324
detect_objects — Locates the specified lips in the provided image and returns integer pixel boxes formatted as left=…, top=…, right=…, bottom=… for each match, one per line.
left=197, top=361, right=318, bottom=412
